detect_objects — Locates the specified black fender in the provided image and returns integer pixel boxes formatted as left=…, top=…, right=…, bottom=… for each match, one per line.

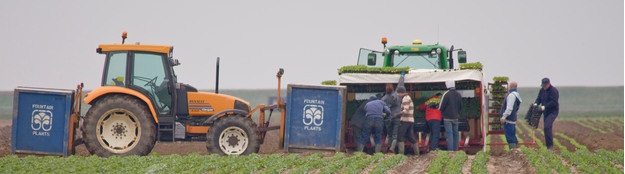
left=202, top=109, right=249, bottom=126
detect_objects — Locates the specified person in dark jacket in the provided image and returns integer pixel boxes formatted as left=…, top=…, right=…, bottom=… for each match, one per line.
left=499, top=81, right=522, bottom=150
left=534, top=78, right=559, bottom=149
left=358, top=97, right=392, bottom=153
left=439, top=80, right=462, bottom=151
left=381, top=73, right=405, bottom=153
left=351, top=96, right=376, bottom=152
left=418, top=93, right=442, bottom=151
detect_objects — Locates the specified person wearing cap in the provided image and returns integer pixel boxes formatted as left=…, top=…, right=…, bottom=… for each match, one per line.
left=396, top=86, right=419, bottom=155
left=499, top=81, right=522, bottom=150
left=418, top=93, right=443, bottom=151
left=381, top=73, right=405, bottom=153
left=352, top=96, right=377, bottom=152
left=534, top=78, right=559, bottom=149
left=359, top=97, right=392, bottom=153
left=439, top=80, right=462, bottom=151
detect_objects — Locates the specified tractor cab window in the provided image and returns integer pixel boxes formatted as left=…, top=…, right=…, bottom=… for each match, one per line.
left=391, top=52, right=440, bottom=69
left=132, top=53, right=172, bottom=114
left=103, top=52, right=127, bottom=86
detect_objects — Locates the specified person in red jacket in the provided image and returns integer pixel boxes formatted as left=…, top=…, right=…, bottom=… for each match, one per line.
left=418, top=93, right=442, bottom=151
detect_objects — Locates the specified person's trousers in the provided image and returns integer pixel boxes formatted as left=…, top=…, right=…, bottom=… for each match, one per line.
left=503, top=122, right=518, bottom=145
left=361, top=117, right=384, bottom=145
left=352, top=126, right=362, bottom=148
left=543, top=111, right=559, bottom=149
left=385, top=118, right=400, bottom=141
left=398, top=121, right=417, bottom=144
left=427, top=120, right=441, bottom=150
left=443, top=119, right=459, bottom=151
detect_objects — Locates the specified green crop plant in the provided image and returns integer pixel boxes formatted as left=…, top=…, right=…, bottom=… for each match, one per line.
left=321, top=80, right=337, bottom=86
left=459, top=62, right=483, bottom=70
left=446, top=151, right=468, bottom=174
left=492, top=76, right=509, bottom=83
left=289, top=153, right=346, bottom=174
left=370, top=154, right=407, bottom=174
left=470, top=151, right=489, bottom=174
left=338, top=65, right=409, bottom=75
left=317, top=152, right=365, bottom=174
left=342, top=153, right=384, bottom=174
left=426, top=150, right=450, bottom=173
left=596, top=149, right=624, bottom=167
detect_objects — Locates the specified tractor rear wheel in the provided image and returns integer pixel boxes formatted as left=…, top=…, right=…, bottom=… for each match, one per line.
left=206, top=116, right=260, bottom=155
left=82, top=94, right=156, bottom=157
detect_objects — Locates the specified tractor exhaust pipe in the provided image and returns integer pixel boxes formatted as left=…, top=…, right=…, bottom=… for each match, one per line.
left=215, top=57, right=220, bottom=94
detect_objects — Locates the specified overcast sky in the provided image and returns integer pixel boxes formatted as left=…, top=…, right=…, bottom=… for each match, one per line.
left=1, top=0, right=622, bottom=91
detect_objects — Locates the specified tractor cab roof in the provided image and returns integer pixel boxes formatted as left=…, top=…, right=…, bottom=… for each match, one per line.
left=386, top=44, right=447, bottom=53
left=97, top=44, right=173, bottom=54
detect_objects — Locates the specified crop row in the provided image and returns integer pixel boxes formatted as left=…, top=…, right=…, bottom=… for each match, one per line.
left=571, top=119, right=608, bottom=134
left=528, top=122, right=623, bottom=173
left=517, top=122, right=571, bottom=173
left=0, top=152, right=407, bottom=174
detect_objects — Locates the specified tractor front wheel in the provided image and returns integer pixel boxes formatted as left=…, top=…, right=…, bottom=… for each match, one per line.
left=206, top=116, right=260, bottom=155
left=82, top=94, right=156, bottom=157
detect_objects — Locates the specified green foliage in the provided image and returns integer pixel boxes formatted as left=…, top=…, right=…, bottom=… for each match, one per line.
left=459, top=62, right=483, bottom=70
left=470, top=151, right=489, bottom=174
left=321, top=80, right=337, bottom=86
left=446, top=151, right=468, bottom=174
left=370, top=154, right=407, bottom=174
left=492, top=76, right=509, bottom=83
left=0, top=152, right=409, bottom=174
left=426, top=151, right=450, bottom=173
left=338, top=65, right=409, bottom=75
left=425, top=98, right=440, bottom=106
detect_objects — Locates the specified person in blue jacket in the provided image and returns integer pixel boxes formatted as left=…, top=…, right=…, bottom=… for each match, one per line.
left=500, top=81, right=522, bottom=150
left=534, top=78, right=559, bottom=150
left=357, top=97, right=392, bottom=153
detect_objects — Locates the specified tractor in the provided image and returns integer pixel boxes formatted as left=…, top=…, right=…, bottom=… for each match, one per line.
left=340, top=37, right=487, bottom=153
left=81, top=32, right=285, bottom=156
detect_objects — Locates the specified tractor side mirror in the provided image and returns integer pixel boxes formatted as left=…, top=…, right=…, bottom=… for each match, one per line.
left=367, top=53, right=377, bottom=66
left=457, top=51, right=467, bottom=63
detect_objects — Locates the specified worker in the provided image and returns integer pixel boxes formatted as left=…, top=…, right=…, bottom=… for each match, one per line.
left=381, top=72, right=405, bottom=153
left=534, top=78, right=559, bottom=150
left=358, top=96, right=392, bottom=153
left=396, top=86, right=419, bottom=155
left=418, top=93, right=442, bottom=151
left=351, top=96, right=376, bottom=152
left=499, top=81, right=522, bottom=150
left=439, top=80, right=462, bottom=151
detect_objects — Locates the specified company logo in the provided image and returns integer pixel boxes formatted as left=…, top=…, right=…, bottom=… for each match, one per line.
left=303, top=104, right=323, bottom=126
left=31, top=110, right=53, bottom=132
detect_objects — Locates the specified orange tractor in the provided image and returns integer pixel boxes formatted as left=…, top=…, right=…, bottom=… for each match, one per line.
left=80, top=32, right=285, bottom=156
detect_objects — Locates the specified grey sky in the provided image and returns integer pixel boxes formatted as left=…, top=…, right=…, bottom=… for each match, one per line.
left=1, top=0, right=622, bottom=91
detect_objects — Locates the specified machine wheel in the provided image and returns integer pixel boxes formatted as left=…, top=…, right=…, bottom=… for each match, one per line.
left=82, top=94, right=156, bottom=157
left=206, top=116, right=260, bottom=155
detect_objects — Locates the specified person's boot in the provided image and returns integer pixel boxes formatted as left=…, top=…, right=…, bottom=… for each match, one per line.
left=397, top=142, right=405, bottom=154
left=356, top=143, right=364, bottom=152
left=509, top=143, right=517, bottom=149
left=413, top=142, right=420, bottom=155
left=374, top=144, right=382, bottom=153
left=389, top=139, right=397, bottom=153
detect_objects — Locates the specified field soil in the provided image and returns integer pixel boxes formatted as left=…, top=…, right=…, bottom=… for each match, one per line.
left=0, top=117, right=622, bottom=173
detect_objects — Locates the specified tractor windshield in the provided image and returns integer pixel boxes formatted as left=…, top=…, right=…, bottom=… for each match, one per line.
left=391, top=52, right=440, bottom=69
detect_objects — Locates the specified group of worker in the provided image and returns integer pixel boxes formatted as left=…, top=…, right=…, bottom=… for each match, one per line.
left=351, top=74, right=560, bottom=154
left=351, top=72, right=464, bottom=154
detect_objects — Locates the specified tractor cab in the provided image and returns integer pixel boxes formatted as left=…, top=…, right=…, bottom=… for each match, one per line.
left=357, top=38, right=467, bottom=70
left=96, top=44, right=197, bottom=117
